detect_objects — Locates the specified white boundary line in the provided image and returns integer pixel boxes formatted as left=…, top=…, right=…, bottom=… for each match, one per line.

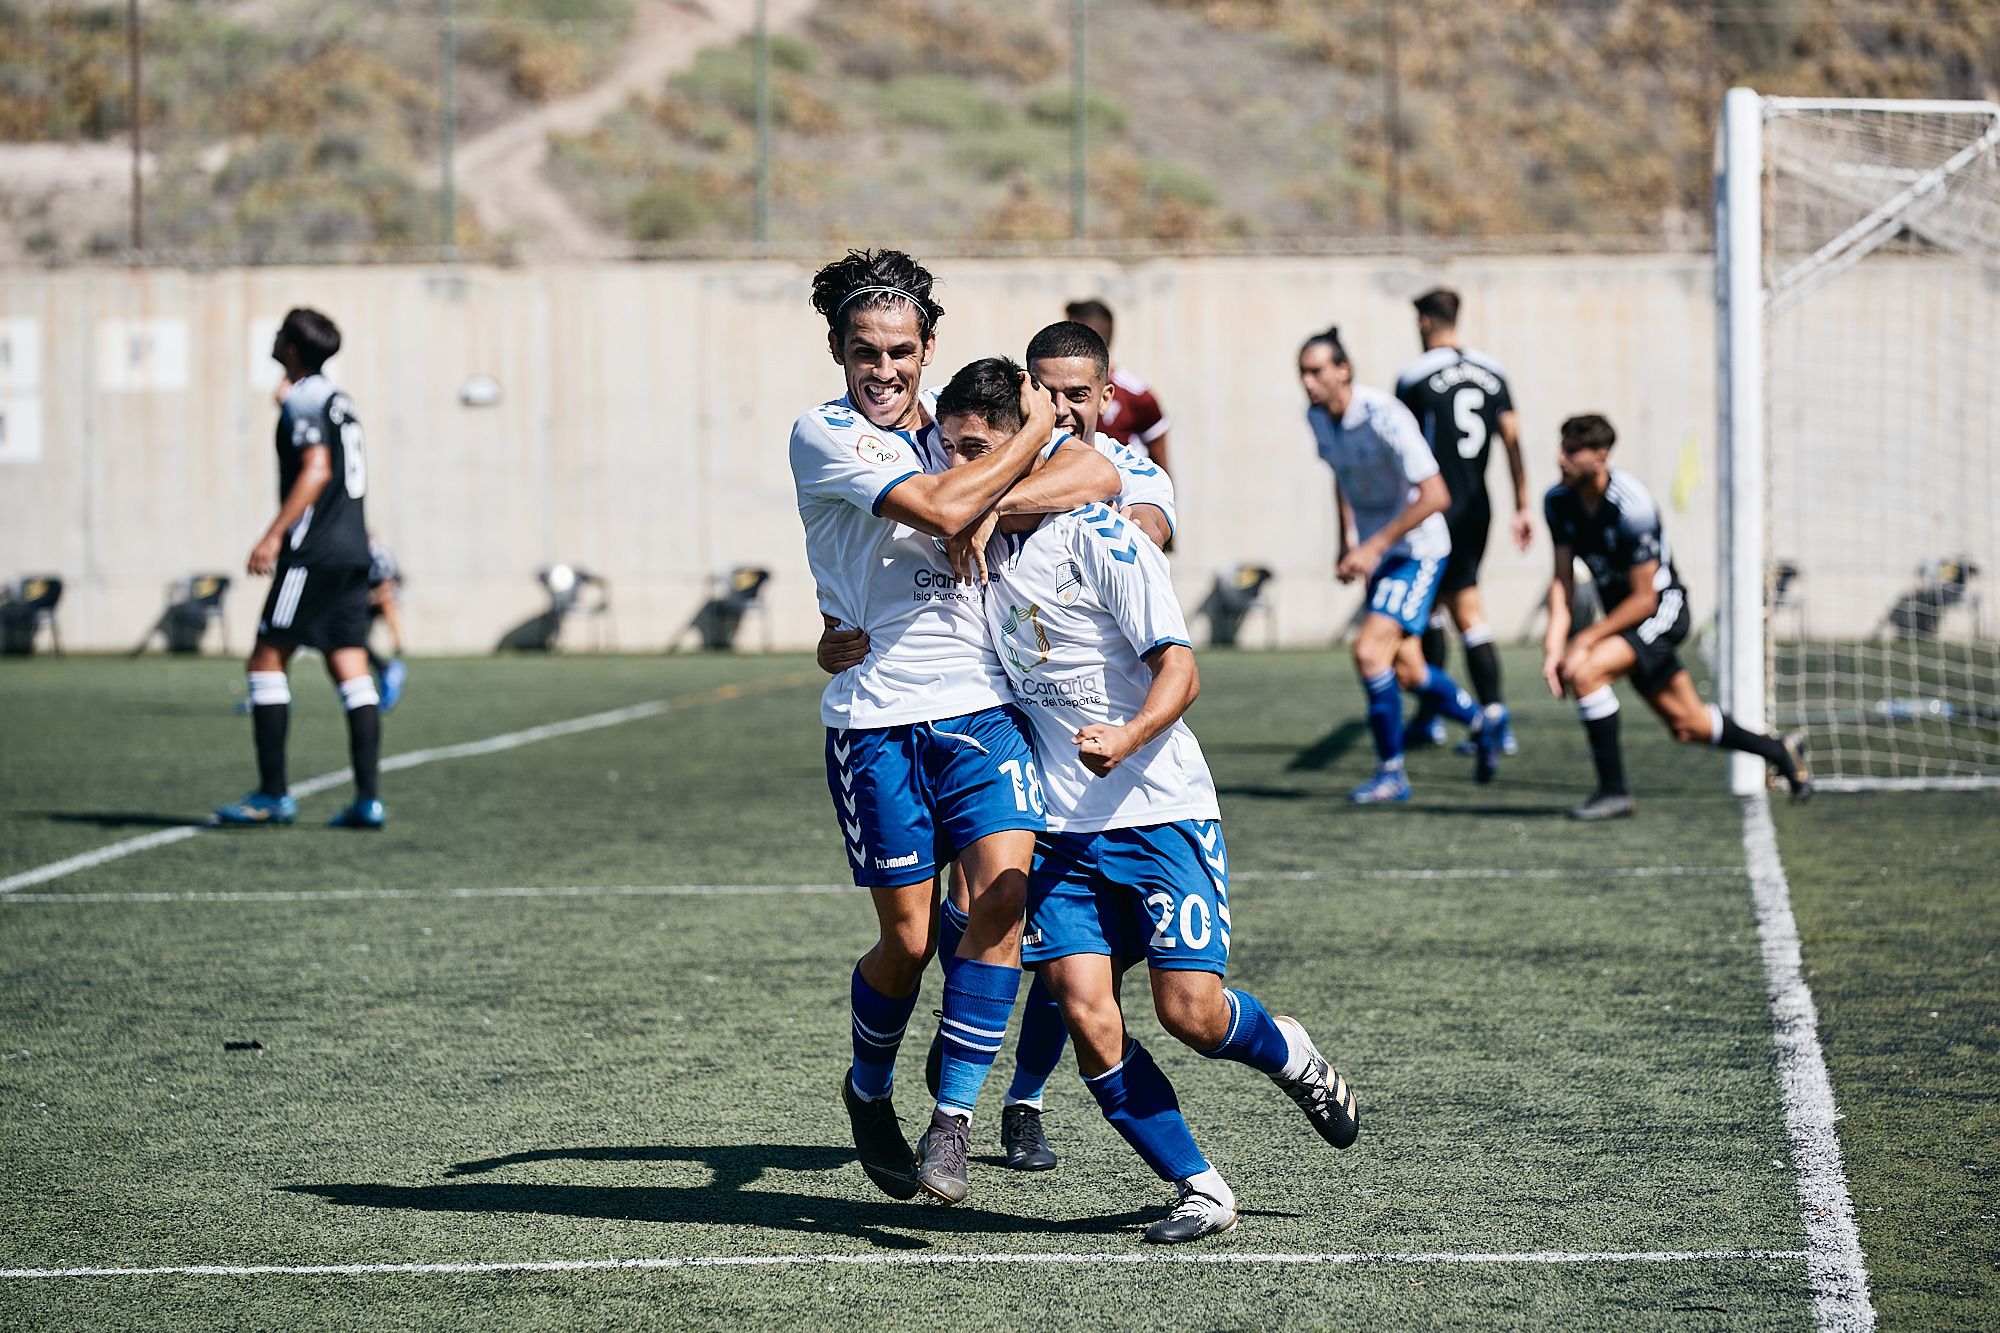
left=1741, top=792, right=1877, bottom=1332
left=1, top=679, right=811, bottom=897
left=0, top=866, right=1748, bottom=905
left=0, top=1248, right=1806, bottom=1280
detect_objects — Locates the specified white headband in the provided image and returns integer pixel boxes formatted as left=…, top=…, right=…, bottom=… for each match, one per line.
left=835, top=285, right=922, bottom=317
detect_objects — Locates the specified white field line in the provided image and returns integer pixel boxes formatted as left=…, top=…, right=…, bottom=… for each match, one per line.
left=1, top=679, right=809, bottom=897
left=0, top=1248, right=1807, bottom=1280
left=1741, top=792, right=1877, bottom=1333
left=0, top=866, right=1747, bottom=905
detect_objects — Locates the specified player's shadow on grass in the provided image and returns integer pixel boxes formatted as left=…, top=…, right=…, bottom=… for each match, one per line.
left=41, top=810, right=212, bottom=829
left=283, top=1143, right=1166, bottom=1249
left=1284, top=722, right=1368, bottom=772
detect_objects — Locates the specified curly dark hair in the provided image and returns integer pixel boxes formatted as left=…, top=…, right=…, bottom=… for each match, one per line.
left=810, top=249, right=944, bottom=340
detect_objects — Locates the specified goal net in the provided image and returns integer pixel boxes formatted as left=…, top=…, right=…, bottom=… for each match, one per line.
left=1717, top=92, right=2000, bottom=792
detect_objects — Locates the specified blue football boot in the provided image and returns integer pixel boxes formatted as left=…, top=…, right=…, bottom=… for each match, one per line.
left=379, top=659, right=407, bottom=714
left=214, top=791, right=297, bottom=825
left=1473, top=703, right=1510, bottom=785
left=1348, top=766, right=1412, bottom=805
left=1403, top=712, right=1448, bottom=749
left=327, top=798, right=386, bottom=830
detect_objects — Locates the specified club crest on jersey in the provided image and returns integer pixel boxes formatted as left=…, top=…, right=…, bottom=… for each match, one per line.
left=1053, top=560, right=1085, bottom=607
left=999, top=602, right=1050, bottom=675
left=854, top=434, right=900, bottom=467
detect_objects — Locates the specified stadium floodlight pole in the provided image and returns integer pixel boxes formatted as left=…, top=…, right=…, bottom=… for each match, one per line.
left=127, top=0, right=141, bottom=254
left=755, top=0, right=770, bottom=246
left=441, top=0, right=458, bottom=255
left=1070, top=0, right=1086, bottom=241
left=1715, top=86, right=1766, bottom=795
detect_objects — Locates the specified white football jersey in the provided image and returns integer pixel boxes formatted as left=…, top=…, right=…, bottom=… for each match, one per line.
left=1308, top=384, right=1450, bottom=562
left=790, top=394, right=1010, bottom=729
left=1093, top=432, right=1177, bottom=537
left=982, top=504, right=1219, bottom=833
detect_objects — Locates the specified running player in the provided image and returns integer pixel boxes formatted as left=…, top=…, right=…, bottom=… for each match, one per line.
left=1393, top=288, right=1530, bottom=752
left=939, top=356, right=1358, bottom=1243
left=1300, top=327, right=1505, bottom=803
left=1542, top=414, right=1811, bottom=818
left=816, top=318, right=1180, bottom=1175
left=1064, top=299, right=1172, bottom=475
left=789, top=250, right=1119, bottom=1204
left=214, top=308, right=385, bottom=830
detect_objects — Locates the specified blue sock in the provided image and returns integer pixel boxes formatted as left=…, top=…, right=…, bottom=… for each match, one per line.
left=849, top=965, right=921, bottom=1101
left=936, top=897, right=969, bottom=985
left=1419, top=666, right=1480, bottom=725
left=1083, top=1039, right=1210, bottom=1183
left=936, top=958, right=1022, bottom=1118
left=1364, top=669, right=1404, bottom=764
left=1200, top=989, right=1291, bottom=1077
left=1005, top=971, right=1069, bottom=1105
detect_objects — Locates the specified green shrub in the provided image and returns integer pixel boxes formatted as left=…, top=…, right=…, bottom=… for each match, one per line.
left=1025, top=85, right=1128, bottom=135
left=874, top=75, right=1012, bottom=134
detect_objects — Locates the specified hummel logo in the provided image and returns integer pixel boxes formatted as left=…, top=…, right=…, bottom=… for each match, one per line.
left=841, top=792, right=858, bottom=816
left=843, top=818, right=863, bottom=842
left=873, top=851, right=919, bottom=870
left=833, top=737, right=853, bottom=763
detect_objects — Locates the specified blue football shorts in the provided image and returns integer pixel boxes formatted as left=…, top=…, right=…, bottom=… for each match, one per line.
left=1365, top=553, right=1447, bottom=637
left=1022, top=819, right=1232, bottom=974
left=824, top=703, right=1045, bottom=887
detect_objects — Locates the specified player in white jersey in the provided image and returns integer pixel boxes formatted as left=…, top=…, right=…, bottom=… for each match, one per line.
left=935, top=356, right=1358, bottom=1243
left=815, top=319, right=1181, bottom=1174
left=1299, top=326, right=1507, bottom=804
left=791, top=250, right=1120, bottom=1206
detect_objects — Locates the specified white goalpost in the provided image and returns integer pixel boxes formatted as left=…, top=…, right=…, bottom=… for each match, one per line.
left=1716, top=89, right=2000, bottom=793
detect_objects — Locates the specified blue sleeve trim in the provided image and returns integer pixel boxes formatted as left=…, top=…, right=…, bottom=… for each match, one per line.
left=1143, top=637, right=1193, bottom=659
left=871, top=471, right=920, bottom=516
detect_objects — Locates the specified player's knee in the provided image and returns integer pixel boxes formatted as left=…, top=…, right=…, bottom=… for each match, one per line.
left=967, top=875, right=1026, bottom=926
left=1153, top=989, right=1226, bottom=1050
left=1353, top=643, right=1391, bottom=678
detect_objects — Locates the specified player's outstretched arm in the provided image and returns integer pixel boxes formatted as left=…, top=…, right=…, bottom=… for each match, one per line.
left=1074, top=644, right=1199, bottom=777
left=879, top=375, right=1057, bottom=538
left=248, top=443, right=333, bottom=575
left=1500, top=411, right=1532, bottom=551
left=1543, top=545, right=1575, bottom=698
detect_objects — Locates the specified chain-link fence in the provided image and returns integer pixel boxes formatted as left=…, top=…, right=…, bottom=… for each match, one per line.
left=3, top=0, right=1995, bottom=266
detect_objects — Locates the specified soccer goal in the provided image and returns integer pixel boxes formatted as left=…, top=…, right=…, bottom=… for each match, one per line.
left=1716, top=89, right=2000, bottom=793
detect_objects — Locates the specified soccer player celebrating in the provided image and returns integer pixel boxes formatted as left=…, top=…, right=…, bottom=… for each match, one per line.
left=1299, top=327, right=1504, bottom=803
left=939, top=357, right=1358, bottom=1243
left=789, top=250, right=1119, bottom=1204
left=215, top=308, right=385, bottom=830
left=1393, top=288, right=1530, bottom=752
left=1542, top=414, right=1811, bottom=818
left=817, top=318, right=1181, bottom=1175
left=1064, top=298, right=1172, bottom=475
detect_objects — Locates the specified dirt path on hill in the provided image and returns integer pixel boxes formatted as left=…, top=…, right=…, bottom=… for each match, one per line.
left=455, top=0, right=816, bottom=258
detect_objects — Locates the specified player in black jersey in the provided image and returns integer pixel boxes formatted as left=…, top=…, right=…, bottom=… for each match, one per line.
left=214, top=308, right=385, bottom=830
left=1393, top=289, right=1530, bottom=751
left=1541, top=415, right=1810, bottom=819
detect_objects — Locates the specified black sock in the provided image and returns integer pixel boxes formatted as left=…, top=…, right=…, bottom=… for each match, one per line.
left=346, top=704, right=381, bottom=802
left=1717, top=714, right=1793, bottom=778
left=253, top=703, right=289, bottom=798
left=1421, top=624, right=1448, bottom=670
left=1584, top=713, right=1626, bottom=795
left=1465, top=640, right=1503, bottom=707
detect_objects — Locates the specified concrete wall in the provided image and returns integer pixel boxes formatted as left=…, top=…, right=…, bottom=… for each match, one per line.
left=1, top=256, right=1731, bottom=655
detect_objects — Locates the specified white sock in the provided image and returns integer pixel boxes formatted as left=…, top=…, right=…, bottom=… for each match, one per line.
left=1003, top=1094, right=1043, bottom=1110
left=1183, top=1167, right=1234, bottom=1209
left=1278, top=1022, right=1312, bottom=1082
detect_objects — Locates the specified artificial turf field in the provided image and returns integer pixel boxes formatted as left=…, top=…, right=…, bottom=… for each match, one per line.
left=1, top=650, right=1993, bottom=1331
